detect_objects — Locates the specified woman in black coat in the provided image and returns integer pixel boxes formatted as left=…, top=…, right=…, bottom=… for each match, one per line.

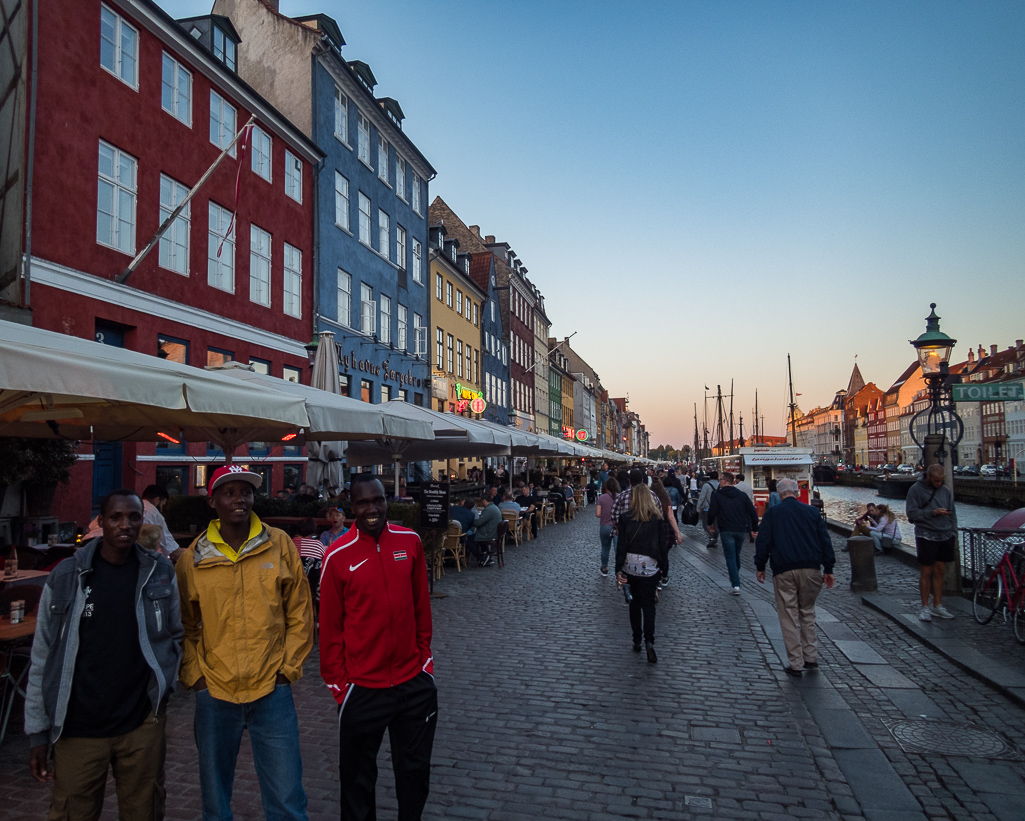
left=615, top=484, right=667, bottom=663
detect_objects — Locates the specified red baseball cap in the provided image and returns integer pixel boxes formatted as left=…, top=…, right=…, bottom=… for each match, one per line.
left=208, top=465, right=263, bottom=493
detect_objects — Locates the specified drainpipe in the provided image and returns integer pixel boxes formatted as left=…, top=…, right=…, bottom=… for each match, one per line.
left=21, top=0, right=39, bottom=306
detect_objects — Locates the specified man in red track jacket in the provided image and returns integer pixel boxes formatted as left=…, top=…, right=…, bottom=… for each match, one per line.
left=320, top=474, right=437, bottom=821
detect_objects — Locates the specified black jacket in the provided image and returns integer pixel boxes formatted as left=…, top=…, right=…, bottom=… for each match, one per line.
left=707, top=486, right=759, bottom=533
left=614, top=513, right=667, bottom=576
left=754, top=497, right=835, bottom=575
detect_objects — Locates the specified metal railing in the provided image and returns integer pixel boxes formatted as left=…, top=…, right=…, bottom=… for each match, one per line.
left=959, top=527, right=1025, bottom=586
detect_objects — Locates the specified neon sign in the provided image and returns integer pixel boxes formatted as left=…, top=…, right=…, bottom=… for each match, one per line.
left=562, top=427, right=589, bottom=441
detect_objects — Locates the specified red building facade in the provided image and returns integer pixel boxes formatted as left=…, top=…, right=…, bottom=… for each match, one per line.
left=22, top=0, right=322, bottom=523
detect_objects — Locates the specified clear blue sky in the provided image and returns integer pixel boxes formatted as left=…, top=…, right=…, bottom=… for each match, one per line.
left=162, top=0, right=1025, bottom=448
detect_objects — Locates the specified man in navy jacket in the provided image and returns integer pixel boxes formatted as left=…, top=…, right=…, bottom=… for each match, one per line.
left=754, top=478, right=835, bottom=677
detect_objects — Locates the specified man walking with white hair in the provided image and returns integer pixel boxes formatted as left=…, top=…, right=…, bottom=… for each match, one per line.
left=754, top=478, right=835, bottom=677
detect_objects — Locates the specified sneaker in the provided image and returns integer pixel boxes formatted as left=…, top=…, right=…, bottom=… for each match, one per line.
left=645, top=642, right=658, bottom=663
left=600, top=566, right=608, bottom=577
left=480, top=555, right=492, bottom=568
left=930, top=604, right=955, bottom=620
left=918, top=606, right=932, bottom=622
left=730, top=587, right=741, bottom=596
left=706, top=542, right=718, bottom=549
left=660, top=576, right=669, bottom=588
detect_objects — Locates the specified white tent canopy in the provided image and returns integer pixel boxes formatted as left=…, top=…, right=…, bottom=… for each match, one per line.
left=0, top=320, right=309, bottom=452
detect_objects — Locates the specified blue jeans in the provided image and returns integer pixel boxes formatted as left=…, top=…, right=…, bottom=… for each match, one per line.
left=720, top=531, right=746, bottom=588
left=599, top=525, right=615, bottom=568
left=194, top=684, right=308, bottom=821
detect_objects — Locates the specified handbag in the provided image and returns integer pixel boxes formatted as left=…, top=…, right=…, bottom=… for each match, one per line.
left=680, top=500, right=699, bottom=526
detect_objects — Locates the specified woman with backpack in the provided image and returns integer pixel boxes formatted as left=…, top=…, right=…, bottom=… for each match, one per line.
left=615, top=483, right=668, bottom=663
left=868, top=504, right=901, bottom=554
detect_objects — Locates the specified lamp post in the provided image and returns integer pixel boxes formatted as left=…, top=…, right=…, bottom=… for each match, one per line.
left=909, top=303, right=964, bottom=592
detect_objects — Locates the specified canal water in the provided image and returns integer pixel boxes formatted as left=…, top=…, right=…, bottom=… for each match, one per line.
left=816, top=484, right=1004, bottom=531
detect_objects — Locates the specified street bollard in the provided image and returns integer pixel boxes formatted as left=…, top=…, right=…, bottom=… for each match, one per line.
left=847, top=535, right=877, bottom=593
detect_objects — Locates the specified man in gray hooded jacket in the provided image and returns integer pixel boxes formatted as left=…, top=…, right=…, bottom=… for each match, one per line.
left=906, top=464, right=958, bottom=622
left=25, top=489, right=183, bottom=820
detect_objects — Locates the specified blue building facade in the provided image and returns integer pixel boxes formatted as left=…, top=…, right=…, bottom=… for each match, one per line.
left=470, top=253, right=509, bottom=425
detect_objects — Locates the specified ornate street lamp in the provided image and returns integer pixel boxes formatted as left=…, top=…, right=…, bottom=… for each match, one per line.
left=908, top=303, right=963, bottom=463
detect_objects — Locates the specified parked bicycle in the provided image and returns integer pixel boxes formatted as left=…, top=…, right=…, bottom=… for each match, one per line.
left=971, top=541, right=1025, bottom=643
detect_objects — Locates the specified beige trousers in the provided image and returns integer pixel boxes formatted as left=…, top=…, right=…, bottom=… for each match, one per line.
left=772, top=568, right=823, bottom=671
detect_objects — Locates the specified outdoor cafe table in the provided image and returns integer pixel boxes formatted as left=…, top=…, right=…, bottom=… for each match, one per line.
left=0, top=613, right=36, bottom=744
left=0, top=569, right=51, bottom=590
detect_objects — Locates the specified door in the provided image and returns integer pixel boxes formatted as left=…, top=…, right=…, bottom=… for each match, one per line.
left=92, top=322, right=126, bottom=510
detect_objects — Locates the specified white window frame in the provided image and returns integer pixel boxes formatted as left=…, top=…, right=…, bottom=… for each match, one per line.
left=334, top=86, right=348, bottom=145
left=358, top=192, right=371, bottom=246
left=397, top=304, right=407, bottom=350
left=161, top=52, right=191, bottom=125
left=283, top=243, right=302, bottom=318
left=284, top=150, right=302, bottom=203
left=361, top=284, right=375, bottom=335
left=378, top=209, right=390, bottom=259
left=378, top=134, right=389, bottom=183
left=472, top=303, right=478, bottom=326
left=435, top=273, right=443, bottom=301
left=446, top=334, right=454, bottom=374
left=395, top=156, right=406, bottom=201
left=100, top=4, right=138, bottom=89
left=207, top=201, right=235, bottom=292
left=396, top=225, right=406, bottom=269
left=379, top=295, right=391, bottom=344
left=413, top=315, right=426, bottom=357
left=210, top=91, right=237, bottom=157
left=334, top=172, right=349, bottom=232
left=457, top=339, right=464, bottom=378
left=249, top=224, right=271, bottom=306
left=456, top=290, right=463, bottom=317
left=96, top=141, right=137, bottom=255
left=213, top=25, right=236, bottom=71
left=251, top=126, right=272, bottom=182
left=412, top=238, right=423, bottom=284
left=357, top=112, right=371, bottom=166
left=436, top=327, right=444, bottom=369
left=446, top=282, right=453, bottom=308
left=158, top=174, right=188, bottom=275
left=337, top=269, right=351, bottom=327
left=412, top=173, right=423, bottom=216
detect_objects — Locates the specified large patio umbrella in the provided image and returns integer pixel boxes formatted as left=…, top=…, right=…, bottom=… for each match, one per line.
left=0, top=319, right=309, bottom=455
left=305, top=332, right=345, bottom=494
left=344, top=403, right=516, bottom=496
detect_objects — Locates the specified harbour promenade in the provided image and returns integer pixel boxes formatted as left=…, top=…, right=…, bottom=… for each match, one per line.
left=2, top=514, right=1023, bottom=820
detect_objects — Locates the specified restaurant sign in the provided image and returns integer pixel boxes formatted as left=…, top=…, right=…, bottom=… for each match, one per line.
left=419, top=481, right=450, bottom=529
left=952, top=383, right=1024, bottom=403
left=335, top=343, right=425, bottom=388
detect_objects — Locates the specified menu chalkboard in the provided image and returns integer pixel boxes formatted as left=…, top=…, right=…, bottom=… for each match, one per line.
left=419, top=481, right=450, bottom=529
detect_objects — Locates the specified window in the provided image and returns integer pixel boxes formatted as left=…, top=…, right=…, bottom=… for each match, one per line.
left=334, top=87, right=348, bottom=143
left=446, top=334, right=454, bottom=374
left=361, top=283, right=375, bottom=334
left=473, top=349, right=479, bottom=383
left=339, top=374, right=351, bottom=395
left=412, top=238, right=423, bottom=283
left=100, top=5, right=137, bottom=88
left=213, top=25, right=236, bottom=71
left=396, top=226, right=406, bottom=268
left=283, top=365, right=302, bottom=383
left=378, top=210, right=390, bottom=258
left=357, top=112, right=371, bottom=165
left=456, top=290, right=463, bottom=316
left=249, top=358, right=270, bottom=375
left=358, top=193, right=371, bottom=245
left=378, top=135, right=389, bottom=182
left=161, top=53, right=191, bottom=124
left=285, top=150, right=302, bottom=203
left=210, top=91, right=237, bottom=156
left=158, top=334, right=188, bottom=365
left=207, top=347, right=234, bottom=367
left=337, top=269, right=351, bottom=327
left=491, top=301, right=496, bottom=321
left=446, top=282, right=453, bottom=308
left=283, top=244, right=302, bottom=317
left=397, top=304, right=407, bottom=350
left=97, top=141, right=136, bottom=254
left=379, top=294, right=391, bottom=344
left=414, top=313, right=425, bottom=356
left=158, top=175, right=189, bottom=274
left=472, top=303, right=478, bottom=326
left=466, top=345, right=472, bottom=383
left=334, top=172, right=349, bottom=231
left=381, top=385, right=391, bottom=402
left=207, top=202, right=235, bottom=292
left=457, top=340, right=464, bottom=378
left=412, top=173, right=422, bottom=216
left=436, top=327, right=444, bottom=368
left=251, top=126, right=272, bottom=182
left=249, top=224, right=271, bottom=306
left=435, top=273, right=443, bottom=301
left=395, top=156, right=406, bottom=200
left=361, top=379, right=372, bottom=403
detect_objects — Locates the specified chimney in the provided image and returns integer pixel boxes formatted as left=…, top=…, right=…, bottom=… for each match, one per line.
left=485, top=235, right=495, bottom=244
left=1017, top=340, right=1023, bottom=348
left=978, top=345, right=985, bottom=360
left=967, top=348, right=974, bottom=364
left=469, top=225, right=481, bottom=238
left=990, top=344, right=998, bottom=356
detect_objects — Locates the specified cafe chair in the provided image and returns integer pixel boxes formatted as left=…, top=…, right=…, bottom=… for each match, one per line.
left=501, top=511, right=521, bottom=546
left=543, top=502, right=557, bottom=528
left=440, top=521, right=465, bottom=574
left=477, top=520, right=508, bottom=570
left=0, top=585, right=42, bottom=744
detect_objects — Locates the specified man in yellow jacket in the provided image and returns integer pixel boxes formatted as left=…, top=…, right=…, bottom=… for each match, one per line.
left=176, top=465, right=314, bottom=821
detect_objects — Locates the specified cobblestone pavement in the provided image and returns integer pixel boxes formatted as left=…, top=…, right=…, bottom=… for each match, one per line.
left=1, top=511, right=1023, bottom=820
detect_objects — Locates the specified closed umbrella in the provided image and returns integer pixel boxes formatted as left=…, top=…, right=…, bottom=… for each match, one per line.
left=0, top=319, right=309, bottom=455
left=306, top=332, right=345, bottom=495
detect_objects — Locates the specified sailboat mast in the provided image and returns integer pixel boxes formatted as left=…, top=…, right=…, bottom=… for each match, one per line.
left=754, top=390, right=759, bottom=444
left=788, top=354, right=798, bottom=447
left=728, top=380, right=735, bottom=454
